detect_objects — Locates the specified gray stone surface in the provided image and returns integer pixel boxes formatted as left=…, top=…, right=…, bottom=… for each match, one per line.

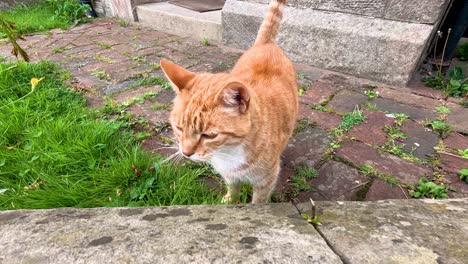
left=312, top=161, right=368, bottom=200
left=373, top=97, right=438, bottom=121
left=400, top=120, right=440, bottom=161
left=447, top=104, right=468, bottom=134
left=298, top=198, right=468, bottom=264
left=137, top=2, right=222, bottom=42
left=326, top=89, right=368, bottom=113
left=0, top=204, right=342, bottom=263
left=238, top=0, right=448, bottom=24
left=282, top=126, right=331, bottom=168
left=0, top=0, right=38, bottom=10
left=222, top=0, right=434, bottom=85
left=384, top=0, right=449, bottom=24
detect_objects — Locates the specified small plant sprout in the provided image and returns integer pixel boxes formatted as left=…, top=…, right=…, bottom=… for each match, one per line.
left=91, top=70, right=110, bottom=81
left=298, top=87, right=305, bottom=96
left=427, top=120, right=452, bottom=138
left=338, top=107, right=367, bottom=132
left=409, top=178, right=448, bottom=199
left=364, top=90, right=379, bottom=99
left=118, top=19, right=130, bottom=27
left=457, top=149, right=468, bottom=159
left=435, top=105, right=451, bottom=114
left=460, top=169, right=468, bottom=183
left=201, top=38, right=210, bottom=46
left=363, top=102, right=377, bottom=110
left=302, top=198, right=321, bottom=226
left=297, top=72, right=306, bottom=80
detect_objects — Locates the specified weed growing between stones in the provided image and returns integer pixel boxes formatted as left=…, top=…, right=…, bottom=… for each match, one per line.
left=379, top=113, right=422, bottom=163
left=409, top=178, right=448, bottom=199
left=118, top=19, right=130, bottom=27
left=293, top=119, right=315, bottom=137
left=363, top=102, right=378, bottom=110
left=91, top=70, right=111, bottom=81
left=201, top=38, right=210, bottom=46
left=364, top=90, right=378, bottom=99
left=460, top=169, right=468, bottom=183
left=337, top=107, right=367, bottom=132
left=426, top=120, right=452, bottom=138
left=288, top=167, right=319, bottom=198
left=424, top=66, right=468, bottom=98
left=310, top=104, right=331, bottom=112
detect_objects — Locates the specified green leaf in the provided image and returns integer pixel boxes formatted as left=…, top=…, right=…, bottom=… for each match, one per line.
left=0, top=158, right=5, bottom=167
left=29, top=155, right=39, bottom=163
left=450, top=79, right=461, bottom=89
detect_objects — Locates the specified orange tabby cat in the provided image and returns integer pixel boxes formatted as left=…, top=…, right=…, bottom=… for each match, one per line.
left=160, top=0, right=297, bottom=203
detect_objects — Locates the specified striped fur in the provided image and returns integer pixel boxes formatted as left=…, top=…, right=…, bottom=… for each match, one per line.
left=255, top=0, right=287, bottom=45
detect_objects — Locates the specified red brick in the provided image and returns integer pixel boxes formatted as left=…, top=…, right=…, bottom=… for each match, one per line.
left=365, top=179, right=408, bottom=201
left=348, top=111, right=394, bottom=146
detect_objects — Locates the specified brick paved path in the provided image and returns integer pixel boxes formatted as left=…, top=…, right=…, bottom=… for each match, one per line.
left=1, top=19, right=467, bottom=202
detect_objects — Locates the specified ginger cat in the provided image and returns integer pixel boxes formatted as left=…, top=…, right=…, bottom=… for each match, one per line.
left=160, top=0, right=297, bottom=203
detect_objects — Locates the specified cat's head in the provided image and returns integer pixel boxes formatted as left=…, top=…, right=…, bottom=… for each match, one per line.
left=160, top=59, right=253, bottom=162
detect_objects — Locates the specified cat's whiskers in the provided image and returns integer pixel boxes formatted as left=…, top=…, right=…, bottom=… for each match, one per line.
left=161, top=151, right=182, bottom=164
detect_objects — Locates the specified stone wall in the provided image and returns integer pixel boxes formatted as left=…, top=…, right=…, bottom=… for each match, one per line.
left=93, top=0, right=164, bottom=21
left=236, top=0, right=448, bottom=24
left=223, top=0, right=450, bottom=85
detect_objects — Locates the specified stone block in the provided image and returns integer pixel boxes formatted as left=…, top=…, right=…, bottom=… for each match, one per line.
left=312, top=161, right=368, bottom=200
left=282, top=127, right=331, bottom=168
left=297, top=199, right=468, bottom=264
left=137, top=2, right=222, bottom=42
left=326, top=89, right=368, bottom=113
left=373, top=98, right=437, bottom=121
left=400, top=120, right=440, bottom=161
left=447, top=104, right=468, bottom=134
left=365, top=179, right=408, bottom=201
left=384, top=0, right=449, bottom=24
left=0, top=204, right=342, bottom=263
left=222, top=0, right=434, bottom=85
left=348, top=111, right=394, bottom=146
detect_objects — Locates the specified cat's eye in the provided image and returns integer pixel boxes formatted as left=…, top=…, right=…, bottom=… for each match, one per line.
left=201, top=133, right=218, bottom=140
left=175, top=126, right=183, bottom=132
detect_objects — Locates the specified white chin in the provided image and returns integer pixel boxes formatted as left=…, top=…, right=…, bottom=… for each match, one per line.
left=189, top=155, right=206, bottom=162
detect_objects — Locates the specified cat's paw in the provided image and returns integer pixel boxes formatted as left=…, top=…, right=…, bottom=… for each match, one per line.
left=221, top=193, right=239, bottom=204
left=221, top=194, right=232, bottom=204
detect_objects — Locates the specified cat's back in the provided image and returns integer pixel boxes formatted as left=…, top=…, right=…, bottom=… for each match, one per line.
left=232, top=43, right=297, bottom=97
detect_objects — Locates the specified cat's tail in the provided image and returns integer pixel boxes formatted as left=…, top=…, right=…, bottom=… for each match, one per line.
left=254, top=0, right=287, bottom=46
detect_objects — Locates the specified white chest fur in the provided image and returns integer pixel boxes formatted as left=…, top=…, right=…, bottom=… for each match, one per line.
left=210, top=145, right=246, bottom=174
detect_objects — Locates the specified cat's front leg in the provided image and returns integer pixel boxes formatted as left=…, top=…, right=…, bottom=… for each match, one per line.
left=251, top=165, right=280, bottom=204
left=221, top=181, right=241, bottom=204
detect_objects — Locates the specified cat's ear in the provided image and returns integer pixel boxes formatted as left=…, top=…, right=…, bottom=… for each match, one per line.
left=160, top=59, right=195, bottom=93
left=220, top=82, right=250, bottom=114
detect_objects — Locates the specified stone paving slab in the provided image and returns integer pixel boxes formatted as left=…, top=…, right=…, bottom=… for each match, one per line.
left=298, top=198, right=468, bottom=264
left=0, top=204, right=342, bottom=264
left=1, top=18, right=467, bottom=202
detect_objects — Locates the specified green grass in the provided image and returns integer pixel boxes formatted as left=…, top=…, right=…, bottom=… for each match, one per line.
left=0, top=61, right=222, bottom=210
left=0, top=3, right=70, bottom=35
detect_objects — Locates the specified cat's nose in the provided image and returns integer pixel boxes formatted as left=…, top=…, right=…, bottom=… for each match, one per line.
left=182, top=150, right=195, bottom=157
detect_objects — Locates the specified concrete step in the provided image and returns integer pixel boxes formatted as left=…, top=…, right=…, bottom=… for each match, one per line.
left=222, top=0, right=437, bottom=85
left=136, top=2, right=222, bottom=43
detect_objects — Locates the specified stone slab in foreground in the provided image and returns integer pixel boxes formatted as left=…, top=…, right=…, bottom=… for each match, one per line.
left=299, top=198, right=468, bottom=264
left=0, top=204, right=341, bottom=263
